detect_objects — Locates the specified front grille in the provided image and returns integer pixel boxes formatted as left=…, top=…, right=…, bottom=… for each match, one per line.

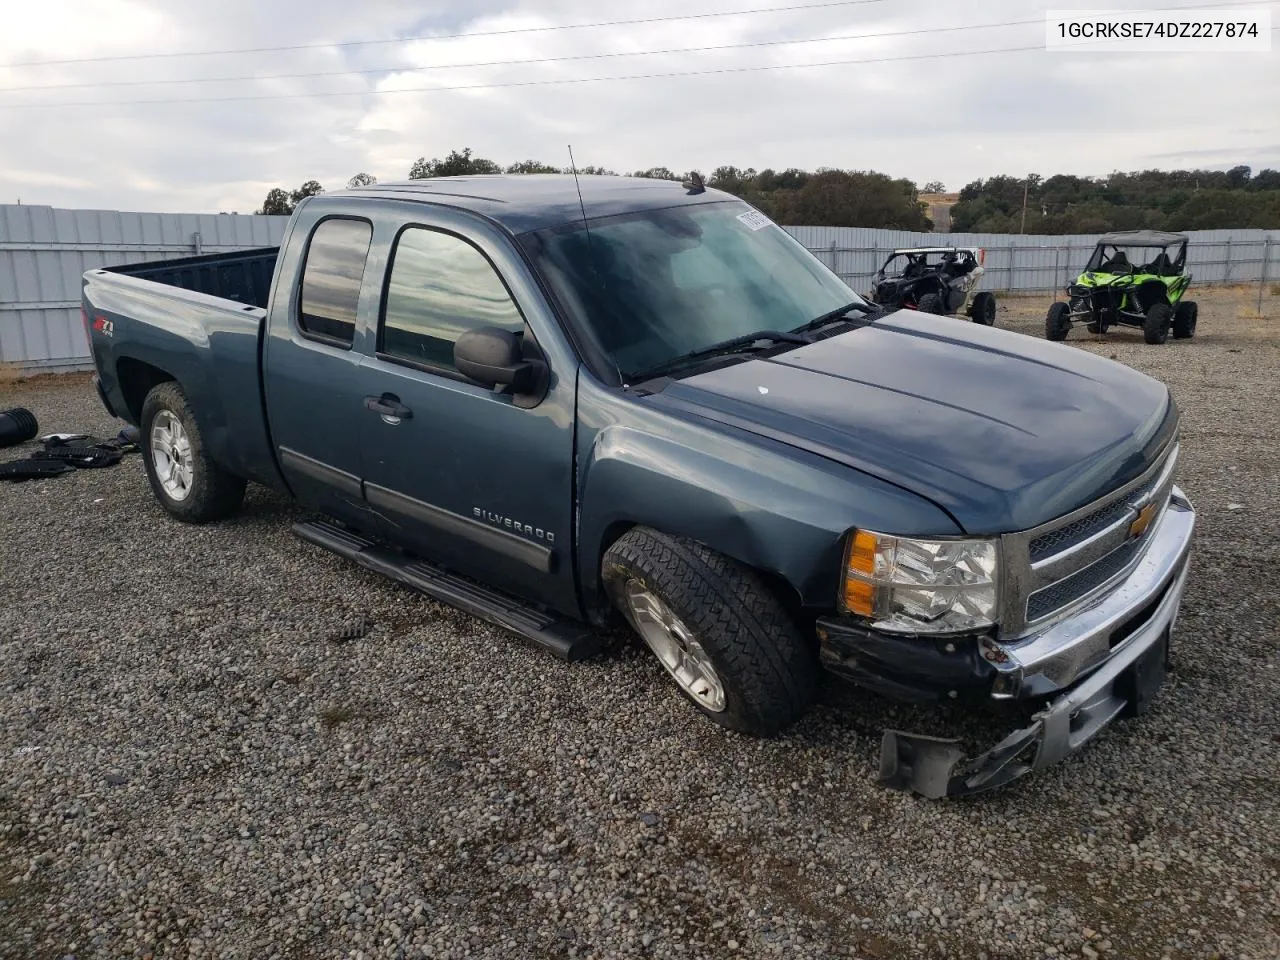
left=1001, top=441, right=1178, bottom=636
left=1028, top=497, right=1132, bottom=562
left=1028, top=466, right=1164, bottom=562
left=1026, top=536, right=1145, bottom=622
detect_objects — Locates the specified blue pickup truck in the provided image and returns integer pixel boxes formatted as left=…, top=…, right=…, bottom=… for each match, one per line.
left=82, top=176, right=1196, bottom=797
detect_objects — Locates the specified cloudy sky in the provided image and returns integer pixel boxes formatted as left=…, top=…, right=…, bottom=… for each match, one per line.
left=0, top=0, right=1276, bottom=213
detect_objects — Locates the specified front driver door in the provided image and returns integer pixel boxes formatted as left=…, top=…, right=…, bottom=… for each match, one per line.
left=354, top=215, right=579, bottom=616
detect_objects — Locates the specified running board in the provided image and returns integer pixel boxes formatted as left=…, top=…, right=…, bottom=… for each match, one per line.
left=292, top=519, right=600, bottom=662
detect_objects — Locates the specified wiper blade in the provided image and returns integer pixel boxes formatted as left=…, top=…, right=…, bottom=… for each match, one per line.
left=793, top=300, right=879, bottom=335
left=630, top=329, right=811, bottom=382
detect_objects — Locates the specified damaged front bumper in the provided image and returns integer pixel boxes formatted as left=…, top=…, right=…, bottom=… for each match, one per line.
left=873, top=488, right=1196, bottom=798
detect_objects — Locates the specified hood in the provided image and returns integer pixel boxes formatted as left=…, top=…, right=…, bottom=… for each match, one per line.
left=646, top=311, right=1176, bottom=534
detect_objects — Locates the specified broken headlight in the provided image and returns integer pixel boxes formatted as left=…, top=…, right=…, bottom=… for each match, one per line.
left=840, top=530, right=999, bottom=634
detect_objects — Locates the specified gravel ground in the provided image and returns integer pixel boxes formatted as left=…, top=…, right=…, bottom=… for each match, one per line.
left=1, top=285, right=1277, bottom=960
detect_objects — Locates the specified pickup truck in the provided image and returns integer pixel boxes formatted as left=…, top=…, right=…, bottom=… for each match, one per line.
left=82, top=175, right=1196, bottom=798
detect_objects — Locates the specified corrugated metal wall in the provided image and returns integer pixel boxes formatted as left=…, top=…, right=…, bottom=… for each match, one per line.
left=1, top=204, right=1275, bottom=373
left=783, top=225, right=1279, bottom=296
left=0, top=205, right=288, bottom=372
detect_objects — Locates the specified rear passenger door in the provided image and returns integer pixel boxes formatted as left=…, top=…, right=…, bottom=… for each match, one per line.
left=262, top=213, right=377, bottom=530
left=353, top=214, right=579, bottom=616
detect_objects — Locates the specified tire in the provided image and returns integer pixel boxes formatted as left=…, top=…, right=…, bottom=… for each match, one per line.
left=1172, top=300, right=1198, bottom=339
left=1045, top=302, right=1071, bottom=341
left=915, top=293, right=944, bottom=314
left=1143, top=302, right=1172, bottom=345
left=968, top=292, right=997, bottom=325
left=140, top=381, right=246, bottom=523
left=602, top=527, right=818, bottom=736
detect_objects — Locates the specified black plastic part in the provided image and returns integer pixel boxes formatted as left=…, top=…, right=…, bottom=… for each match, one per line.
left=30, top=446, right=123, bottom=469
left=0, top=459, right=76, bottom=481
left=0, top=407, right=38, bottom=449
left=816, top=616, right=998, bottom=703
left=879, top=726, right=1040, bottom=800
left=292, top=518, right=599, bottom=661
left=454, top=326, right=549, bottom=406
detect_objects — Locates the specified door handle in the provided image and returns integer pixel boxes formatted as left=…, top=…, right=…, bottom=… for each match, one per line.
left=364, top=394, right=413, bottom=423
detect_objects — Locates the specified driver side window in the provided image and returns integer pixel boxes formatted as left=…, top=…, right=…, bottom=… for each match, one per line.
left=379, top=227, right=525, bottom=373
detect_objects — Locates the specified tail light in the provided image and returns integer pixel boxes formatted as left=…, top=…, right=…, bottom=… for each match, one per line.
left=81, top=306, right=91, bottom=342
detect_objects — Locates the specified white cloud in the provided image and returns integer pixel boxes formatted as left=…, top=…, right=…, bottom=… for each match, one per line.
left=0, top=0, right=1275, bottom=211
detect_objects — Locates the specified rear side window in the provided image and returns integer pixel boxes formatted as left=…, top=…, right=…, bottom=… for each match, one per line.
left=298, top=218, right=373, bottom=347
left=380, top=227, right=525, bottom=372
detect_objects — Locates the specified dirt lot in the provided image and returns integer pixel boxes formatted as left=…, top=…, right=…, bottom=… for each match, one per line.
left=1, top=285, right=1277, bottom=959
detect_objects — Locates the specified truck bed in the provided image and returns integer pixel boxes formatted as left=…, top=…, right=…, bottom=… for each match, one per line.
left=83, top=251, right=285, bottom=492
left=106, top=247, right=280, bottom=309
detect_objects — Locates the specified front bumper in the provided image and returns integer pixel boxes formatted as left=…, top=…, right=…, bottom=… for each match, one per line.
left=825, top=488, right=1196, bottom=798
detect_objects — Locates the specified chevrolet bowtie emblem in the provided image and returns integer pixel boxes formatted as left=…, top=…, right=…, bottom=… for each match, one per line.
left=1129, top=502, right=1156, bottom=539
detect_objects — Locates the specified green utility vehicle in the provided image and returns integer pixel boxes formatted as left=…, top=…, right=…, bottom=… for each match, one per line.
left=1046, top=230, right=1197, bottom=345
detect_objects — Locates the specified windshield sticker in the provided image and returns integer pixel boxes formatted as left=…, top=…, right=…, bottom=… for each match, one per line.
left=736, top=210, right=772, bottom=231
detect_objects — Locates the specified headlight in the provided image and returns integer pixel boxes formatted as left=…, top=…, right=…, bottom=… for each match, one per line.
left=841, top=530, right=999, bottom=634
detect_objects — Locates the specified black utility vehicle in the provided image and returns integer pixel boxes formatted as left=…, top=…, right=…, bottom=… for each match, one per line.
left=868, top=246, right=997, bottom=325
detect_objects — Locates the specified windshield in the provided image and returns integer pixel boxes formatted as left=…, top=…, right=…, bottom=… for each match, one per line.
left=524, top=201, right=865, bottom=381
left=1086, top=243, right=1184, bottom=275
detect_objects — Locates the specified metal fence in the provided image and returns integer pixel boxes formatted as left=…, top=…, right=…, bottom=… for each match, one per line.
left=1, top=203, right=1276, bottom=374
left=0, top=204, right=287, bottom=373
left=783, top=225, right=1279, bottom=299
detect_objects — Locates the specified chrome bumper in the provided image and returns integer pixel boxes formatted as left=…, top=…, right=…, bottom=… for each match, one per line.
left=879, top=487, right=1195, bottom=799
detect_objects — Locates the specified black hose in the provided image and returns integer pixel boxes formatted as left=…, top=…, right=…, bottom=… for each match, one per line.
left=0, top=407, right=38, bottom=449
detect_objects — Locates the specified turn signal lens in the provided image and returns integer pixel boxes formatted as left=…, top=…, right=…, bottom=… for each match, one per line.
left=843, top=577, right=876, bottom=617
left=849, top=530, right=878, bottom=574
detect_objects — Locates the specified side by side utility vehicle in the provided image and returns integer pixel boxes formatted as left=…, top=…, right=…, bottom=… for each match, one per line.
left=1046, top=230, right=1198, bottom=344
left=867, top=246, right=997, bottom=325
left=82, top=176, right=1195, bottom=798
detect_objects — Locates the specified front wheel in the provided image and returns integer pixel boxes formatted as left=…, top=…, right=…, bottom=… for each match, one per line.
left=914, top=293, right=944, bottom=314
left=1143, top=302, right=1173, bottom=345
left=968, top=292, right=997, bottom=325
left=602, top=528, right=818, bottom=735
left=1172, top=300, right=1198, bottom=339
left=1045, top=301, right=1071, bottom=341
left=140, top=381, right=246, bottom=523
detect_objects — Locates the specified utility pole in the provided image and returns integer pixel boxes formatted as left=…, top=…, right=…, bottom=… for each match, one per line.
left=1019, top=179, right=1029, bottom=234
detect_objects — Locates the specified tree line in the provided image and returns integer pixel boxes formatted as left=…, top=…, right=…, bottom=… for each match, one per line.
left=254, top=149, right=1280, bottom=232
left=254, top=148, right=933, bottom=229
left=951, top=166, right=1280, bottom=233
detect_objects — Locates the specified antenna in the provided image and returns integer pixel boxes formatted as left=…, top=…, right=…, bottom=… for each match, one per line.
left=567, top=145, right=624, bottom=386
left=567, top=144, right=593, bottom=246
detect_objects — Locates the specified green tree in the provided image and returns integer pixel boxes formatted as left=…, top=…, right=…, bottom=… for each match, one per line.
left=409, top=148, right=501, bottom=179
left=290, top=180, right=325, bottom=205
left=630, top=166, right=681, bottom=181
left=256, top=188, right=293, bottom=216
left=347, top=172, right=377, bottom=188
left=505, top=160, right=562, bottom=174
left=922, top=180, right=947, bottom=193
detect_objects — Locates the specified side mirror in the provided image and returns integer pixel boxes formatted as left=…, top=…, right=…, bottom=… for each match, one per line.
left=455, top=327, right=548, bottom=403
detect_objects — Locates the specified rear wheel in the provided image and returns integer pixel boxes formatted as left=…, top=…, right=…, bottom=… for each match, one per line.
left=915, top=293, right=944, bottom=314
left=140, top=381, right=246, bottom=523
left=602, top=527, right=818, bottom=736
left=1143, top=302, right=1173, bottom=345
left=968, top=292, right=997, bottom=325
left=1045, top=302, right=1071, bottom=341
left=1172, top=300, right=1198, bottom=339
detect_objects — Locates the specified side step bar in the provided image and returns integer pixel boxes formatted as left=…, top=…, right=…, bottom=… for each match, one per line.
left=292, top=519, right=601, bottom=662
